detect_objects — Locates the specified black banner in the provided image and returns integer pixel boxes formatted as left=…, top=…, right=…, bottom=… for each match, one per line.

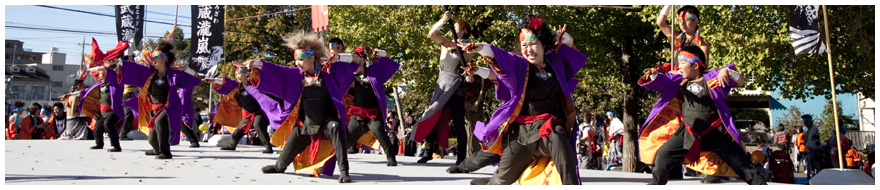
left=190, top=5, right=225, bottom=77
left=789, top=5, right=828, bottom=55
left=115, top=5, right=145, bottom=48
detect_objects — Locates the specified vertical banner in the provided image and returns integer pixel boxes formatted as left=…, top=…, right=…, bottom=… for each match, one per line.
left=311, top=5, right=329, bottom=34
left=190, top=5, right=225, bottom=78
left=789, top=5, right=829, bottom=55
left=115, top=5, right=145, bottom=48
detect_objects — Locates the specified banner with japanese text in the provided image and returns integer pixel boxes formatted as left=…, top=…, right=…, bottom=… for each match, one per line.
left=190, top=5, right=225, bottom=77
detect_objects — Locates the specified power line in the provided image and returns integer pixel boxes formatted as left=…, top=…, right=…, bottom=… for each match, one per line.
left=102, top=5, right=192, bottom=20
left=6, top=25, right=165, bottom=38
left=34, top=5, right=190, bottom=27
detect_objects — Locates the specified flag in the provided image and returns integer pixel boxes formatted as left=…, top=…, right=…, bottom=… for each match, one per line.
left=190, top=5, right=225, bottom=78
left=789, top=5, right=829, bottom=55
left=311, top=5, right=329, bottom=34
left=115, top=5, right=145, bottom=50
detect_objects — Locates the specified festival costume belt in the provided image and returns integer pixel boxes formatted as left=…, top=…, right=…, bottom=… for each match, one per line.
left=99, top=104, right=112, bottom=113
left=347, top=105, right=379, bottom=120
left=295, top=119, right=323, bottom=164
left=681, top=116, right=724, bottom=162
left=146, top=104, right=166, bottom=130
left=239, top=109, right=257, bottom=132
left=123, top=87, right=140, bottom=94
left=513, top=113, right=559, bottom=139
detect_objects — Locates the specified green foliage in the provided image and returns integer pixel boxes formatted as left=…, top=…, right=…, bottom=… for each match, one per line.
left=817, top=100, right=858, bottom=142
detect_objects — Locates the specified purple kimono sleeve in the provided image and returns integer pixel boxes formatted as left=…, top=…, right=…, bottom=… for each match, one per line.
left=550, top=44, right=588, bottom=81
left=487, top=44, right=526, bottom=78
left=169, top=71, right=200, bottom=90
left=214, top=77, right=240, bottom=95
left=368, top=57, right=401, bottom=84
left=124, top=93, right=139, bottom=119
left=76, top=81, right=102, bottom=113
left=328, top=61, right=360, bottom=91
left=639, top=72, right=678, bottom=92
left=118, top=60, right=154, bottom=87
left=245, top=86, right=291, bottom=129
left=253, top=60, right=304, bottom=103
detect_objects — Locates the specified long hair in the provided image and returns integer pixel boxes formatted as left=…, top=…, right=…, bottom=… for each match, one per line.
left=282, top=31, right=328, bottom=60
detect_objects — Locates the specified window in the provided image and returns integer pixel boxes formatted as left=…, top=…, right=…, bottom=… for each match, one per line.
left=11, top=66, right=20, bottom=73
left=53, top=65, right=64, bottom=71
left=31, top=86, right=45, bottom=100
left=26, top=67, right=36, bottom=73
left=52, top=81, right=63, bottom=88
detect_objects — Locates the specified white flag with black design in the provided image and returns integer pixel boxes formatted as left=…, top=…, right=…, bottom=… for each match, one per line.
left=789, top=5, right=830, bottom=55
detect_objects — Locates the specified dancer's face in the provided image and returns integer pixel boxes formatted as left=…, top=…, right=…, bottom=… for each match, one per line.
left=520, top=40, right=545, bottom=65
left=53, top=106, right=63, bottom=116
left=295, top=55, right=316, bottom=74
left=329, top=43, right=345, bottom=54
left=677, top=56, right=701, bottom=79
left=235, top=71, right=250, bottom=83
left=152, top=52, right=168, bottom=73
left=454, top=23, right=466, bottom=39
left=678, top=14, right=698, bottom=35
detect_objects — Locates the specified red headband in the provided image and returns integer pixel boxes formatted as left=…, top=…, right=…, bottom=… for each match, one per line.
left=678, top=51, right=705, bottom=68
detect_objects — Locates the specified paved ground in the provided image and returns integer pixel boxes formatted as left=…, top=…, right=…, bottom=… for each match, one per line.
left=6, top=138, right=796, bottom=185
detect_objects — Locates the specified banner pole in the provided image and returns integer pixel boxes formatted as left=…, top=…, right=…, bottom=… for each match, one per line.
left=822, top=5, right=844, bottom=170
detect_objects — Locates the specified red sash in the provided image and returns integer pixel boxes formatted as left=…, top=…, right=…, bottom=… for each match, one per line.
left=295, top=120, right=322, bottom=164
left=681, top=116, right=724, bottom=162
left=513, top=113, right=558, bottom=139
left=347, top=105, right=379, bottom=120
left=239, top=110, right=257, bottom=132
left=147, top=104, right=166, bottom=129
left=99, top=104, right=112, bottom=113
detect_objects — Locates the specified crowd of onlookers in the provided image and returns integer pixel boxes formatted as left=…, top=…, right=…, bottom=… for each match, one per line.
left=6, top=101, right=74, bottom=140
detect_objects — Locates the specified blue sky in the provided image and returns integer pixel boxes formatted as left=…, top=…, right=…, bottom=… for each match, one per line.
left=769, top=89, right=861, bottom=127
left=5, top=5, right=191, bottom=65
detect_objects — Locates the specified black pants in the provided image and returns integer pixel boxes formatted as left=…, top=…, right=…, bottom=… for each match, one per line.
left=147, top=110, right=171, bottom=156
left=488, top=120, right=578, bottom=185
left=121, top=92, right=135, bottom=138
left=274, top=119, right=348, bottom=172
left=651, top=126, right=766, bottom=185
left=94, top=111, right=121, bottom=148
left=180, top=121, right=200, bottom=143
left=346, top=115, right=396, bottom=158
left=458, top=150, right=501, bottom=172
left=423, top=94, right=467, bottom=163
left=229, top=114, right=272, bottom=150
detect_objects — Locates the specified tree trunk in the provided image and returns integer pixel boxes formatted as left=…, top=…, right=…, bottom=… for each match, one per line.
left=464, top=77, right=491, bottom=157
left=620, top=36, right=642, bottom=173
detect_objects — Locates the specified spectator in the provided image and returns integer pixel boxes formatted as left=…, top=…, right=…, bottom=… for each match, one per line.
left=40, top=102, right=65, bottom=139
left=803, top=114, right=822, bottom=179
left=794, top=127, right=808, bottom=172
left=6, top=101, right=27, bottom=139
left=59, top=80, right=92, bottom=140
left=773, top=124, right=790, bottom=149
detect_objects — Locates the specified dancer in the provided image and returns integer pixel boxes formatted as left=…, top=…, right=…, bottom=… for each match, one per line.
left=253, top=31, right=361, bottom=183
left=460, top=15, right=585, bottom=185
left=411, top=11, right=473, bottom=164
left=343, top=44, right=401, bottom=166
left=120, top=55, right=139, bottom=141
left=96, top=41, right=201, bottom=159
left=59, top=80, right=91, bottom=140
left=6, top=102, right=29, bottom=139
left=39, top=102, right=65, bottom=139
left=639, top=46, right=764, bottom=185
left=206, top=63, right=290, bottom=154
left=657, top=5, right=710, bottom=61
left=76, top=39, right=129, bottom=152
